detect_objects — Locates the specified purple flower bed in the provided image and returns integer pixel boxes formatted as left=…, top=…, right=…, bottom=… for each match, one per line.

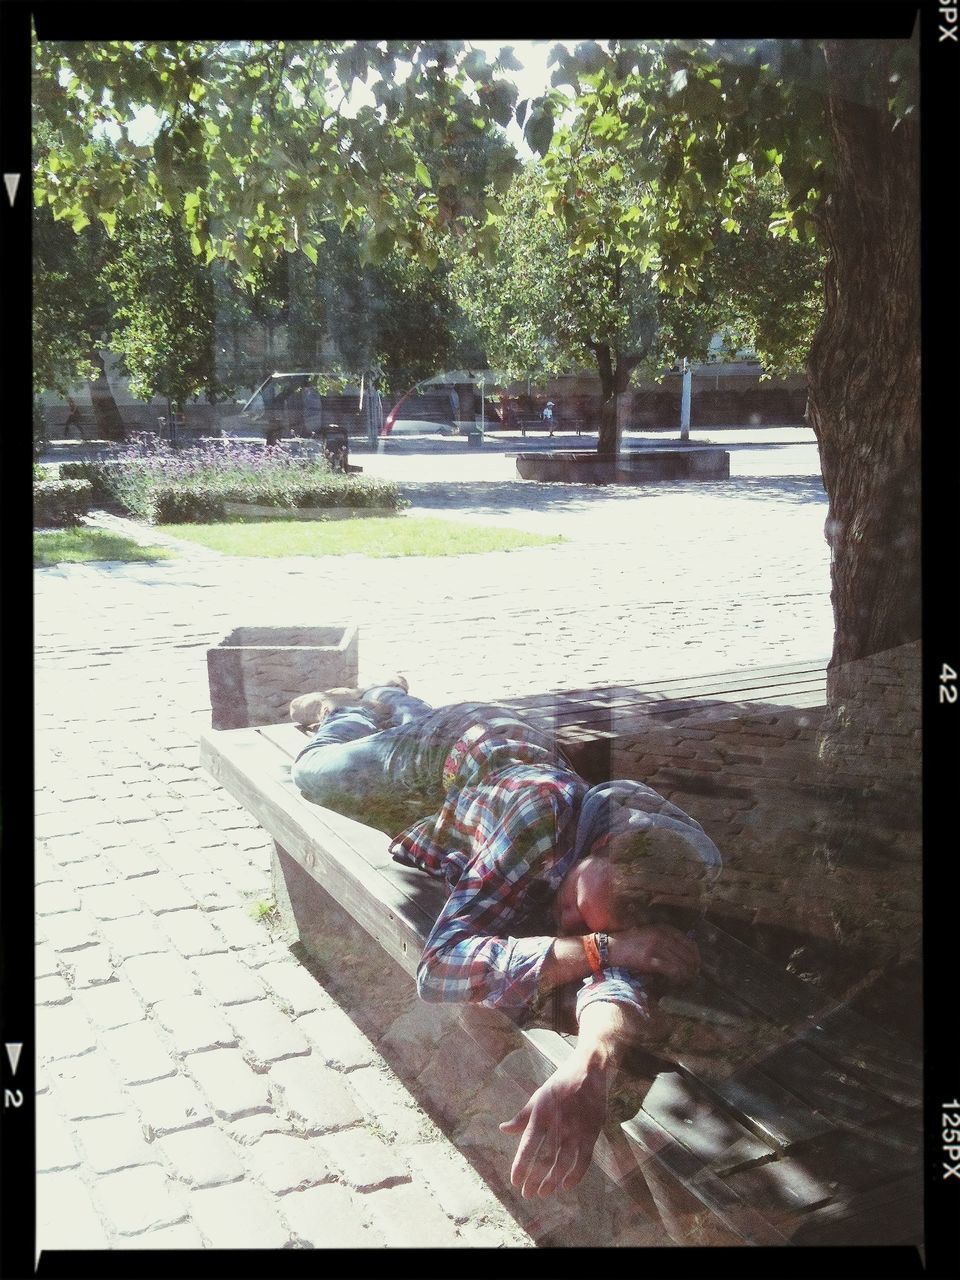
left=60, top=436, right=404, bottom=524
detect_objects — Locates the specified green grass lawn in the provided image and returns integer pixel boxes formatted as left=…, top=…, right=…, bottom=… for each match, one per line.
left=155, top=515, right=563, bottom=557
left=34, top=527, right=177, bottom=567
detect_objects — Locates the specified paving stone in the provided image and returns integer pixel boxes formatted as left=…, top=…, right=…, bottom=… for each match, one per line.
left=59, top=855, right=118, bottom=889
left=158, top=1125, right=246, bottom=1188
left=36, top=942, right=61, bottom=979
left=158, top=908, right=230, bottom=957
left=316, top=1126, right=412, bottom=1193
left=120, top=1222, right=207, bottom=1249
left=36, top=1171, right=113, bottom=1250
left=81, top=883, right=144, bottom=920
left=153, top=995, right=239, bottom=1054
left=36, top=1002, right=97, bottom=1061
left=257, top=961, right=327, bottom=1016
left=122, top=953, right=200, bottom=1006
left=217, top=861, right=272, bottom=897
left=74, top=1112, right=161, bottom=1173
left=269, top=1056, right=363, bottom=1132
left=400, top=1140, right=504, bottom=1223
left=36, top=910, right=101, bottom=954
left=242, top=1132, right=333, bottom=1194
left=37, top=1102, right=82, bottom=1172
left=130, top=871, right=197, bottom=914
left=186, top=1179, right=294, bottom=1249
left=154, top=839, right=217, bottom=880
left=224, top=998, right=311, bottom=1066
left=345, top=1066, right=438, bottom=1144
left=129, top=1073, right=213, bottom=1136
left=101, top=1020, right=179, bottom=1085
left=185, top=1048, right=272, bottom=1121
left=36, top=810, right=91, bottom=840
left=105, top=839, right=170, bottom=878
left=92, top=1164, right=189, bottom=1236
left=40, top=833, right=102, bottom=866
left=36, top=974, right=73, bottom=1005
left=279, top=1183, right=388, bottom=1248
left=224, top=1112, right=291, bottom=1145
left=36, top=882, right=81, bottom=916
left=74, top=979, right=145, bottom=1030
left=358, top=1179, right=463, bottom=1247
left=52, top=1054, right=129, bottom=1120
left=178, top=871, right=238, bottom=911
left=212, top=906, right=276, bottom=951
left=188, top=952, right=267, bottom=1005
left=98, top=913, right=170, bottom=960
left=295, top=1006, right=379, bottom=1071
left=60, top=943, right=117, bottom=989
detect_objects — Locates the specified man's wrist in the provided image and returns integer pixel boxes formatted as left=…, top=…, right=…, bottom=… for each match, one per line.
left=581, top=931, right=611, bottom=979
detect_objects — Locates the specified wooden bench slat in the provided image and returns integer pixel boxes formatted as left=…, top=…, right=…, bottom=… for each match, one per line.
left=639, top=1070, right=778, bottom=1173
left=504, top=659, right=828, bottom=705
left=687, top=1063, right=836, bottom=1149
left=619, top=1110, right=793, bottom=1245
left=788, top=1173, right=923, bottom=1247
left=747, top=1041, right=920, bottom=1139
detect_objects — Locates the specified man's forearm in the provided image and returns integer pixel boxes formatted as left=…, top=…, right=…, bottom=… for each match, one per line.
left=573, top=995, right=646, bottom=1071
left=538, top=935, right=595, bottom=993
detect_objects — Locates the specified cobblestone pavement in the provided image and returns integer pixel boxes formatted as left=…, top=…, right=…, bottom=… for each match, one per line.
left=33, top=431, right=832, bottom=1252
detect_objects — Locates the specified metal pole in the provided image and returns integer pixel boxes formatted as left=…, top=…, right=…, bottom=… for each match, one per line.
left=680, top=358, right=692, bottom=442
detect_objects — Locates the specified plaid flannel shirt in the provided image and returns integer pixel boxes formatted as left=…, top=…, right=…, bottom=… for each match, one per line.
left=390, top=719, right=650, bottom=1023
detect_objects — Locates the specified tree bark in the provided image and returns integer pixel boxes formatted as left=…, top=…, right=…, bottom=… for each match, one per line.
left=594, top=347, right=641, bottom=459
left=87, top=351, right=126, bottom=441
left=807, top=41, right=920, bottom=669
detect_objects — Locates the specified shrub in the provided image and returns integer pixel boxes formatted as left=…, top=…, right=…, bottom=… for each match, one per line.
left=33, top=479, right=93, bottom=528
left=67, top=436, right=406, bottom=523
left=58, top=460, right=125, bottom=504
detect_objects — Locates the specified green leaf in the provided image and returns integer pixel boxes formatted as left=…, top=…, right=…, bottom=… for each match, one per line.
left=415, top=160, right=432, bottom=187
left=71, top=212, right=90, bottom=233
left=525, top=107, right=554, bottom=158
left=302, top=242, right=318, bottom=265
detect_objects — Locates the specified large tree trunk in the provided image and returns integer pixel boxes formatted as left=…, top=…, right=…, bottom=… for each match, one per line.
left=87, top=351, right=126, bottom=441
left=594, top=346, right=639, bottom=459
left=807, top=41, right=920, bottom=670
left=805, top=41, right=921, bottom=945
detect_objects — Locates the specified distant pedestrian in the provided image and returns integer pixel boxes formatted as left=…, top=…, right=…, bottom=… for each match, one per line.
left=542, top=401, right=555, bottom=437
left=64, top=397, right=81, bottom=438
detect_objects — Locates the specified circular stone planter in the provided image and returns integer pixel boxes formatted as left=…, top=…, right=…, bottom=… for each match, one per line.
left=515, top=448, right=729, bottom=484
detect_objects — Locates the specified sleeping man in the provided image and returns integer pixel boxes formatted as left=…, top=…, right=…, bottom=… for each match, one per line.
left=289, top=678, right=722, bottom=1200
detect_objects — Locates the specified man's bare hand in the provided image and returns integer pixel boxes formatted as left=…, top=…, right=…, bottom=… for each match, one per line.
left=609, top=924, right=700, bottom=984
left=499, top=1057, right=608, bottom=1198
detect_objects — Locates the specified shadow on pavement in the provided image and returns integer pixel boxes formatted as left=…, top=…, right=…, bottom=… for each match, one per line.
left=396, top=473, right=828, bottom=516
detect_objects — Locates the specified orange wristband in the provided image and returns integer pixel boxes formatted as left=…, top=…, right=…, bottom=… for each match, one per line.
left=581, top=932, right=603, bottom=978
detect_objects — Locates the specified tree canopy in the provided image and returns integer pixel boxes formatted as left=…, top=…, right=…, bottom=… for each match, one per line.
left=33, top=38, right=523, bottom=276
left=32, top=32, right=920, bottom=664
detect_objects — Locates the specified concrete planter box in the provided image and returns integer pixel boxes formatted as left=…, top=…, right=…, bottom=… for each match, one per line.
left=207, top=625, right=359, bottom=730
left=222, top=503, right=395, bottom=520
left=515, top=448, right=730, bottom=484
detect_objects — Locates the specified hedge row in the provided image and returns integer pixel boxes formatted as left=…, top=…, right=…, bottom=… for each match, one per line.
left=59, top=459, right=405, bottom=524
left=34, top=479, right=93, bottom=528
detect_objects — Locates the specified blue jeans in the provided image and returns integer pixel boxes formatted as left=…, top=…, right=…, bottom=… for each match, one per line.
left=291, top=689, right=550, bottom=833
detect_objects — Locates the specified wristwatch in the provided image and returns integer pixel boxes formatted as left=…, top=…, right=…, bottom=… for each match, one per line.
left=582, top=931, right=611, bottom=978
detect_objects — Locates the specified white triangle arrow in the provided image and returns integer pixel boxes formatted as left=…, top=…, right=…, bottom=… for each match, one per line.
left=4, top=174, right=21, bottom=207
left=5, top=1042, right=22, bottom=1074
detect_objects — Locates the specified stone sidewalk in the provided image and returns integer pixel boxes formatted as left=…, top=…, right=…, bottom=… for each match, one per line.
left=33, top=439, right=833, bottom=1252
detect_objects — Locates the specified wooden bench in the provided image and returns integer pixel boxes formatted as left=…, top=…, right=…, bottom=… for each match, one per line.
left=498, top=659, right=829, bottom=783
left=199, top=676, right=923, bottom=1250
